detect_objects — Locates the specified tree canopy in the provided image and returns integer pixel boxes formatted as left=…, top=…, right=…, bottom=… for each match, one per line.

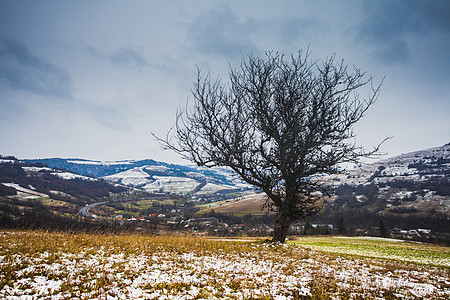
left=157, top=50, right=384, bottom=243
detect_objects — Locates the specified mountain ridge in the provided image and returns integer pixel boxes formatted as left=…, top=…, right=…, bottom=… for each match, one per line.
left=23, top=143, right=450, bottom=196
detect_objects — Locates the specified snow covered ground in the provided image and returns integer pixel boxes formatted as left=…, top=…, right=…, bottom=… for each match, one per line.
left=1, top=231, right=449, bottom=299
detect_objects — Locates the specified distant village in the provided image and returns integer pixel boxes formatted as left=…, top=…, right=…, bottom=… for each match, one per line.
left=123, top=214, right=435, bottom=243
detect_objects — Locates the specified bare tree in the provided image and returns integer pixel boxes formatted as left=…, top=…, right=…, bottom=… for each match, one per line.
left=156, top=50, right=385, bottom=243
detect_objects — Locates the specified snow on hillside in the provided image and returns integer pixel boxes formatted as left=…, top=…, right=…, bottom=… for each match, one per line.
left=103, top=167, right=202, bottom=194
left=187, top=165, right=254, bottom=190
left=21, top=143, right=448, bottom=198
left=51, top=172, right=96, bottom=181
left=67, top=159, right=103, bottom=165
left=104, top=167, right=150, bottom=187
left=0, top=159, right=16, bottom=164
left=381, top=143, right=450, bottom=164
left=102, top=164, right=251, bottom=194
left=67, top=159, right=135, bottom=165
left=2, top=183, right=48, bottom=199
left=22, top=165, right=96, bottom=181
left=22, top=166, right=53, bottom=172
left=197, top=183, right=236, bottom=194
left=143, top=176, right=200, bottom=194
left=98, top=162, right=254, bottom=195
left=144, top=165, right=169, bottom=172
left=23, top=157, right=254, bottom=195
left=317, top=143, right=450, bottom=223
left=325, top=143, right=450, bottom=186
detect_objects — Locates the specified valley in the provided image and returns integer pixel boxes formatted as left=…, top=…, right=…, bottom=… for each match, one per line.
left=1, top=144, right=449, bottom=298
left=1, top=143, right=449, bottom=243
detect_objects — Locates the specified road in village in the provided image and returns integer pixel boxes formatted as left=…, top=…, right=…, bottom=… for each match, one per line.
left=78, top=196, right=172, bottom=219
left=79, top=201, right=109, bottom=219
left=79, top=198, right=148, bottom=219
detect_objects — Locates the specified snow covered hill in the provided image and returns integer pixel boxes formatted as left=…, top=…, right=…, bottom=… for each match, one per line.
left=25, top=158, right=254, bottom=195
left=315, top=143, right=450, bottom=233
left=326, top=143, right=450, bottom=186
left=103, top=164, right=252, bottom=195
left=16, top=143, right=450, bottom=217
left=0, top=157, right=128, bottom=208
left=194, top=143, right=449, bottom=234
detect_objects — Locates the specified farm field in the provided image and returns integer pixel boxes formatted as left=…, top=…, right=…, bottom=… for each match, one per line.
left=1, top=231, right=449, bottom=299
left=290, top=236, right=450, bottom=268
left=89, top=198, right=180, bottom=219
left=194, top=193, right=273, bottom=217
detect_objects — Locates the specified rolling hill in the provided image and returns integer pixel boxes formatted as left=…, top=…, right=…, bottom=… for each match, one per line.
left=0, top=156, right=139, bottom=231
left=193, top=143, right=450, bottom=234
left=25, top=158, right=253, bottom=195
left=3, top=143, right=449, bottom=236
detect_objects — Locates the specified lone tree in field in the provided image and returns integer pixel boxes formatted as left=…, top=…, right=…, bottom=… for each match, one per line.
left=157, top=50, right=384, bottom=243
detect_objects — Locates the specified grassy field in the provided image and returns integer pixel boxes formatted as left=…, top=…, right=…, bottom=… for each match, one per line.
left=89, top=198, right=180, bottom=218
left=291, top=236, right=450, bottom=268
left=1, top=231, right=449, bottom=299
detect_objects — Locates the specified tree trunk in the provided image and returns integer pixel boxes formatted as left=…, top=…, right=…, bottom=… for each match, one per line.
left=272, top=210, right=291, bottom=243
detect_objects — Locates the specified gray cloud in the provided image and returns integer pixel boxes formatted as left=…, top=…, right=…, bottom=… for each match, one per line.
left=84, top=44, right=104, bottom=60
left=188, top=4, right=257, bottom=58
left=0, top=36, right=72, bottom=98
left=84, top=43, right=149, bottom=67
left=109, top=48, right=148, bottom=66
left=279, top=16, right=328, bottom=43
left=81, top=100, right=132, bottom=132
left=187, top=5, right=328, bottom=60
left=372, top=39, right=410, bottom=64
left=0, top=1, right=447, bottom=163
left=356, top=0, right=450, bottom=63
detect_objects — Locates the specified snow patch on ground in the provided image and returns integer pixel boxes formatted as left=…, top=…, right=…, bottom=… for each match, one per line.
left=1, top=232, right=448, bottom=299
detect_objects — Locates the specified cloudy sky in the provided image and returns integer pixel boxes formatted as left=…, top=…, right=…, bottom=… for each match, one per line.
left=1, top=0, right=449, bottom=164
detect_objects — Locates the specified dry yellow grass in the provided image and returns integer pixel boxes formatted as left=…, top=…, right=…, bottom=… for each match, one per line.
left=1, top=230, right=449, bottom=299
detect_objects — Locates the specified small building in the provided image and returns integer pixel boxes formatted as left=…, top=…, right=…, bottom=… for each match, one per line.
left=289, top=222, right=303, bottom=233
left=311, top=224, right=334, bottom=229
left=417, top=229, right=432, bottom=238
left=187, top=217, right=219, bottom=227
left=252, top=224, right=274, bottom=235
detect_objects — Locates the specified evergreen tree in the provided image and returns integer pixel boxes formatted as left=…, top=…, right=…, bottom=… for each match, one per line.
left=338, top=214, right=346, bottom=234
left=303, top=218, right=311, bottom=235
left=379, top=219, right=389, bottom=237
